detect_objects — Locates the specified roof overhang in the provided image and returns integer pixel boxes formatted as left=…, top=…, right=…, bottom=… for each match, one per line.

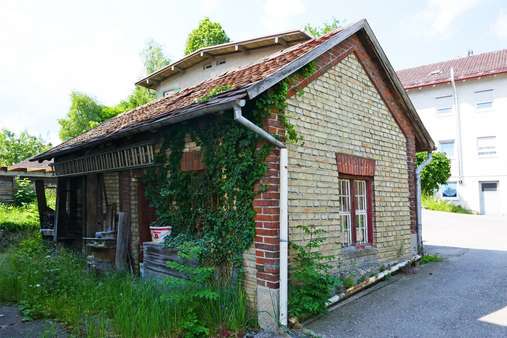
left=136, top=30, right=311, bottom=89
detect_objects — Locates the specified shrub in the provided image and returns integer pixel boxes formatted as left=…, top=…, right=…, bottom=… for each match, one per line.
left=420, top=254, right=443, bottom=264
left=288, top=225, right=341, bottom=320
left=0, top=202, right=39, bottom=232
left=422, top=195, right=473, bottom=214
left=14, top=177, right=36, bottom=206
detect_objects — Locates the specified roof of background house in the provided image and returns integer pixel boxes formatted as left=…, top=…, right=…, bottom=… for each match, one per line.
left=32, top=19, right=434, bottom=162
left=397, top=49, right=507, bottom=89
left=136, top=30, right=311, bottom=89
left=0, top=159, right=53, bottom=177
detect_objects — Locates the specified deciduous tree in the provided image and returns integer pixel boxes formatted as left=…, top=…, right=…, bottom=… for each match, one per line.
left=184, top=17, right=230, bottom=55
left=304, top=18, right=342, bottom=38
left=0, top=129, right=51, bottom=166
left=417, top=151, right=451, bottom=196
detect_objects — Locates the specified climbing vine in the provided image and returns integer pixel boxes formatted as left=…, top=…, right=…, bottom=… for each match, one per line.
left=144, top=63, right=316, bottom=270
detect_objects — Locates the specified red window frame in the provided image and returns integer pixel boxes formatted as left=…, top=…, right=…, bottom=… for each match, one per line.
left=339, top=174, right=374, bottom=247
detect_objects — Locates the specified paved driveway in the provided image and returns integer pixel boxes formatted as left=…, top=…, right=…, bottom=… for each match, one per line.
left=307, top=210, right=507, bottom=338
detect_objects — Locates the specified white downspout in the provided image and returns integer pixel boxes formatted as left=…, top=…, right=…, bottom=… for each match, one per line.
left=450, top=68, right=464, bottom=184
left=233, top=102, right=289, bottom=327
left=416, top=152, right=432, bottom=254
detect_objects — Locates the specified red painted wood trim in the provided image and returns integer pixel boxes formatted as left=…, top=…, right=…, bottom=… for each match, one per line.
left=350, top=178, right=357, bottom=244
left=366, top=179, right=374, bottom=244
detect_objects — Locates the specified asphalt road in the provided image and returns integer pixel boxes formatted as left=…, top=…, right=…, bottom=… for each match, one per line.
left=307, top=210, right=507, bottom=338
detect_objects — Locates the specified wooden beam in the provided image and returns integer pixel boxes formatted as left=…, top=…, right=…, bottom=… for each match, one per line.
left=275, top=36, right=287, bottom=47
left=115, top=212, right=129, bottom=272
left=35, top=180, right=47, bottom=229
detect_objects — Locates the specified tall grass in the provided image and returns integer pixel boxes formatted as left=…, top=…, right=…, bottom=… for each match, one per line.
left=0, top=238, right=255, bottom=337
left=0, top=202, right=39, bottom=232
left=422, top=195, right=473, bottom=214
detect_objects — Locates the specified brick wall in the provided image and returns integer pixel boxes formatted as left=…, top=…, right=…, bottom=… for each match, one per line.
left=286, top=48, right=415, bottom=274
left=103, top=172, right=119, bottom=208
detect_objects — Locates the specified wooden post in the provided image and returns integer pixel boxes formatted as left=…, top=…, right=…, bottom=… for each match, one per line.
left=115, top=212, right=129, bottom=272
left=34, top=180, right=47, bottom=229
left=86, top=174, right=98, bottom=237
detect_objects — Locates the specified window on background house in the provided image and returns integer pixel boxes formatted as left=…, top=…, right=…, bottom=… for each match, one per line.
left=338, top=177, right=372, bottom=247
left=441, top=182, right=458, bottom=199
left=474, top=89, right=494, bottom=111
left=439, top=140, right=455, bottom=160
left=435, top=94, right=453, bottom=114
left=477, top=136, right=497, bottom=157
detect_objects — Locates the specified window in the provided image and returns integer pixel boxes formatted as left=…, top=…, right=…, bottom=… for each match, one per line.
left=202, top=63, right=212, bottom=70
left=439, top=140, right=455, bottom=159
left=477, top=136, right=497, bottom=157
left=441, top=182, right=457, bottom=199
left=163, top=88, right=179, bottom=97
left=435, top=94, right=453, bottom=113
left=338, top=177, right=372, bottom=246
left=216, top=59, right=226, bottom=66
left=474, top=89, right=494, bottom=111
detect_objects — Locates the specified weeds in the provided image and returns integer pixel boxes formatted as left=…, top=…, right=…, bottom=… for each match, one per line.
left=422, top=195, right=473, bottom=214
left=420, top=254, right=443, bottom=264
left=0, top=237, right=255, bottom=337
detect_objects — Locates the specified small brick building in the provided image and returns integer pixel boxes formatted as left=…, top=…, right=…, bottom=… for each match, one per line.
left=32, top=19, right=433, bottom=328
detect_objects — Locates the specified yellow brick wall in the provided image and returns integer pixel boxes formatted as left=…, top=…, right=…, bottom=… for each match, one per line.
left=286, top=54, right=413, bottom=275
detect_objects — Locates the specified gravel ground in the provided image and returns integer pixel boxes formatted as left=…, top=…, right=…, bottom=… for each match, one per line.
left=307, top=210, right=507, bottom=338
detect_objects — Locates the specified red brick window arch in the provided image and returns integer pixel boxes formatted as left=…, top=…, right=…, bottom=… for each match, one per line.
left=336, top=153, right=375, bottom=247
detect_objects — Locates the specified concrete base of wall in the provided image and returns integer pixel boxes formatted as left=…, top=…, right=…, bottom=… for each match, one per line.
left=410, top=234, right=418, bottom=255
left=256, top=286, right=279, bottom=331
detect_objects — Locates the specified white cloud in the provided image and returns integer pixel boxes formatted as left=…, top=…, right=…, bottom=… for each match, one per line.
left=493, top=9, right=507, bottom=39
left=411, top=0, right=479, bottom=38
left=261, top=0, right=305, bottom=33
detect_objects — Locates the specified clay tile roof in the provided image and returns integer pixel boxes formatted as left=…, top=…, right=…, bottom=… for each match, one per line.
left=33, top=30, right=338, bottom=161
left=397, top=49, right=507, bottom=89
left=6, top=159, right=54, bottom=173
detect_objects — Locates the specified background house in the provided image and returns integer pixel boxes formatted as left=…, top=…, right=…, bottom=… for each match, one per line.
left=32, top=19, right=433, bottom=329
left=398, top=49, right=507, bottom=215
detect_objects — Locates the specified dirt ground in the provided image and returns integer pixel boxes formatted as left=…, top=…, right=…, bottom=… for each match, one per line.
left=0, top=305, right=68, bottom=338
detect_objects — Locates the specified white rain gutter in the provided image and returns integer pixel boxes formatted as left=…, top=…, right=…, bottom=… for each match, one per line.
left=232, top=102, right=289, bottom=327
left=416, top=152, right=432, bottom=254
left=450, top=68, right=464, bottom=184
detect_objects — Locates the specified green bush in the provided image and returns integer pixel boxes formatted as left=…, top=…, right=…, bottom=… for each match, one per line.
left=288, top=225, right=341, bottom=320
left=422, top=195, right=473, bottom=214
left=14, top=177, right=36, bottom=206
left=0, top=237, right=254, bottom=337
left=0, top=202, right=39, bottom=232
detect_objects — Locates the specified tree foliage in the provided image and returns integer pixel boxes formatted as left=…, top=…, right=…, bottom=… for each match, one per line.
left=142, top=39, right=171, bottom=74
left=0, top=129, right=51, bottom=166
left=184, top=17, right=230, bottom=55
left=304, top=18, right=342, bottom=37
left=417, top=151, right=451, bottom=196
left=58, top=41, right=170, bottom=140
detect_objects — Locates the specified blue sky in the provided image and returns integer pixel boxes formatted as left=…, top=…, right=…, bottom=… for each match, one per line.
left=1, top=0, right=506, bottom=145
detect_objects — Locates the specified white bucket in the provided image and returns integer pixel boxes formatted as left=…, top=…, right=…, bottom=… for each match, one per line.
left=149, top=226, right=172, bottom=243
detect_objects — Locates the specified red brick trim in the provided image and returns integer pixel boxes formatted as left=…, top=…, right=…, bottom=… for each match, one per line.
left=336, top=153, right=376, bottom=177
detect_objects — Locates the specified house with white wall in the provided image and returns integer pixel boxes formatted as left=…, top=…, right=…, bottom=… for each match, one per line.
left=398, top=49, right=507, bottom=215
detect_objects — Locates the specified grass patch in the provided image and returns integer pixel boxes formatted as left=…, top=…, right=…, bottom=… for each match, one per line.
left=422, top=195, right=473, bottom=214
left=0, top=237, right=255, bottom=337
left=420, top=254, right=443, bottom=264
left=0, top=202, right=39, bottom=232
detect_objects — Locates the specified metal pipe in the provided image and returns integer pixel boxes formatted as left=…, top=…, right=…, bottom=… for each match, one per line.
left=416, top=152, right=432, bottom=254
left=450, top=68, right=464, bottom=184
left=232, top=103, right=288, bottom=327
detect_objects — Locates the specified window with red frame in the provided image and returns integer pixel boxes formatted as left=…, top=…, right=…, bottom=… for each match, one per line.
left=338, top=176, right=373, bottom=246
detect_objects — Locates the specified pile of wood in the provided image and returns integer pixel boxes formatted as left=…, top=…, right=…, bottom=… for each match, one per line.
left=142, top=242, right=196, bottom=280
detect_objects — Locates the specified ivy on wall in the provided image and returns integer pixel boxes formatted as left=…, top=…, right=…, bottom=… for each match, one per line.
left=144, top=62, right=316, bottom=269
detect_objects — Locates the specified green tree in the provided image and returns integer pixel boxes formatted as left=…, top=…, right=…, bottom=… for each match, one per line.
left=58, top=92, right=110, bottom=141
left=0, top=129, right=51, bottom=166
left=58, top=40, right=170, bottom=140
left=184, top=17, right=230, bottom=55
left=142, top=39, right=171, bottom=74
left=304, top=18, right=342, bottom=38
left=417, top=151, right=451, bottom=196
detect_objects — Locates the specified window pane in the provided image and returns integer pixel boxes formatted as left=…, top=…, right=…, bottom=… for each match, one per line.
left=441, top=182, right=457, bottom=198
left=338, top=179, right=352, bottom=246
left=439, top=141, right=455, bottom=159
left=355, top=214, right=367, bottom=244
left=435, top=94, right=453, bottom=113
left=475, top=89, right=494, bottom=110
left=477, top=136, right=496, bottom=156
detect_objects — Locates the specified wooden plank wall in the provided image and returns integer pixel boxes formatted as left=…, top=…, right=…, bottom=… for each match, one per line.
left=0, top=176, right=14, bottom=202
